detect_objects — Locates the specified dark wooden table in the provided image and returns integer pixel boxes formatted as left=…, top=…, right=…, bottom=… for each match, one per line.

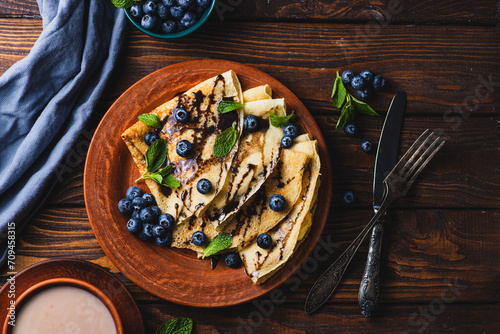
left=1, top=1, right=499, bottom=333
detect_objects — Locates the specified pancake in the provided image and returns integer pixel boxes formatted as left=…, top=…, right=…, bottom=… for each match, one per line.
left=242, top=84, right=272, bottom=102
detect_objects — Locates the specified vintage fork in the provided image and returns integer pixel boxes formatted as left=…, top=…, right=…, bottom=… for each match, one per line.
left=304, top=129, right=445, bottom=314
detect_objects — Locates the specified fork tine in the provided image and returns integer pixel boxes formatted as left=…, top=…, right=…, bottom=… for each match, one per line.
left=403, top=135, right=441, bottom=179
left=404, top=140, right=445, bottom=193
left=400, top=131, right=435, bottom=176
left=391, top=129, right=430, bottom=174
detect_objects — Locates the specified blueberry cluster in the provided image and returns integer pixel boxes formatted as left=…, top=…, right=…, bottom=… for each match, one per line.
left=341, top=70, right=386, bottom=101
left=119, top=186, right=175, bottom=246
left=128, top=0, right=212, bottom=34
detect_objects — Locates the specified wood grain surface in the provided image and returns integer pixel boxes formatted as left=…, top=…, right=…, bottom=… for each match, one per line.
left=1, top=0, right=499, bottom=333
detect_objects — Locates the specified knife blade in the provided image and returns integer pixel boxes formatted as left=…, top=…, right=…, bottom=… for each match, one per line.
left=358, top=91, right=406, bottom=317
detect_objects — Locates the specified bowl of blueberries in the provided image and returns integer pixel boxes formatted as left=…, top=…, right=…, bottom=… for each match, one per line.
left=125, top=0, right=215, bottom=38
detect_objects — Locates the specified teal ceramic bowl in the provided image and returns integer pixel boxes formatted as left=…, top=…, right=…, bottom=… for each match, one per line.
left=124, top=1, right=215, bottom=39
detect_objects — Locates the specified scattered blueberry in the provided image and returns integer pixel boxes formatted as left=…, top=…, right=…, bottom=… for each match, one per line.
left=356, top=87, right=373, bottom=101
left=176, top=139, right=193, bottom=157
left=282, top=123, right=299, bottom=137
left=180, top=12, right=197, bottom=28
left=159, top=213, right=176, bottom=230
left=344, top=122, right=358, bottom=137
left=150, top=206, right=162, bottom=220
left=257, top=233, right=273, bottom=249
left=157, top=3, right=170, bottom=20
left=141, top=14, right=158, bottom=31
left=361, top=140, right=374, bottom=153
left=156, top=232, right=172, bottom=247
left=132, top=196, right=147, bottom=210
left=142, top=0, right=157, bottom=15
left=162, top=20, right=177, bottom=33
left=244, top=115, right=258, bottom=132
left=342, top=191, right=355, bottom=205
left=341, top=70, right=355, bottom=84
left=142, top=193, right=156, bottom=206
left=191, top=231, right=207, bottom=246
left=127, top=218, right=143, bottom=234
left=140, top=207, right=156, bottom=223
left=126, top=186, right=142, bottom=200
left=174, top=107, right=190, bottom=123
left=118, top=198, right=133, bottom=215
left=170, top=6, right=184, bottom=18
left=178, top=0, right=194, bottom=9
left=144, top=132, right=160, bottom=146
left=351, top=75, right=366, bottom=90
left=372, top=75, right=386, bottom=90
left=224, top=253, right=242, bottom=268
left=280, top=136, right=293, bottom=149
left=138, top=223, right=155, bottom=241
left=129, top=3, right=144, bottom=19
left=269, top=194, right=286, bottom=212
left=152, top=225, right=166, bottom=238
left=360, top=70, right=373, bottom=83
left=162, top=0, right=176, bottom=6
left=197, top=178, right=212, bottom=194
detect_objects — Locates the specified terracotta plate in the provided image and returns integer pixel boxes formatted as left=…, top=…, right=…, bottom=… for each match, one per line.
left=84, top=60, right=332, bottom=307
left=0, top=259, right=144, bottom=334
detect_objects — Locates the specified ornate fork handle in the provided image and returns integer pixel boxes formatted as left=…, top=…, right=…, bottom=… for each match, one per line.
left=304, top=187, right=395, bottom=314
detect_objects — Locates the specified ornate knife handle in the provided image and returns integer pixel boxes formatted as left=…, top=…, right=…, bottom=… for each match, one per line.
left=358, top=221, right=384, bottom=317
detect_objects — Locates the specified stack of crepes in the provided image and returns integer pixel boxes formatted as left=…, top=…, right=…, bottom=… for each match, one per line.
left=122, top=70, right=321, bottom=284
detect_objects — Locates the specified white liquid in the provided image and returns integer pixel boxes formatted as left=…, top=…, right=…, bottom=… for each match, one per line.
left=12, top=286, right=117, bottom=334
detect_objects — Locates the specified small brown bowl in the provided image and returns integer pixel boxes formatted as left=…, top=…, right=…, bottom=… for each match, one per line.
left=2, top=277, right=123, bottom=334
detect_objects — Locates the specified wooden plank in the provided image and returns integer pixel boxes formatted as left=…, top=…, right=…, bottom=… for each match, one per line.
left=1, top=207, right=498, bottom=304
left=139, top=302, right=500, bottom=334
left=1, top=0, right=498, bottom=26
left=49, top=116, right=500, bottom=209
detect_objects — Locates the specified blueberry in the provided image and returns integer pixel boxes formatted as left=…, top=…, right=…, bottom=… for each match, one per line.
left=161, top=20, right=177, bottom=33
left=126, top=186, right=142, bottom=200
left=174, top=107, right=190, bottom=123
left=127, top=218, right=143, bottom=235
left=141, top=14, right=158, bottom=31
left=162, top=0, right=175, bottom=6
left=224, top=253, right=242, bottom=269
left=197, top=0, right=211, bottom=8
left=341, top=70, right=355, bottom=84
left=150, top=206, right=162, bottom=221
left=191, top=231, right=207, bottom=246
left=156, top=232, right=172, bottom=247
left=140, top=207, right=155, bottom=223
left=142, top=1, right=157, bottom=15
left=342, top=191, right=355, bottom=205
left=152, top=225, right=166, bottom=238
left=131, top=207, right=141, bottom=219
left=356, top=87, right=373, bottom=101
left=244, top=115, right=258, bottom=132
left=282, top=123, right=299, bottom=137
left=129, top=3, right=144, bottom=19
left=118, top=198, right=133, bottom=215
left=360, top=70, right=373, bottom=83
left=257, top=233, right=273, bottom=249
left=144, top=132, right=160, bottom=146
left=351, top=75, right=366, bottom=90
left=132, top=196, right=147, bottom=210
left=197, top=178, right=212, bottom=194
left=372, top=75, right=386, bottom=90
left=269, top=194, right=286, bottom=212
left=178, top=0, right=194, bottom=9
left=157, top=3, right=170, bottom=20
left=180, top=12, right=197, bottom=28
left=176, top=139, right=193, bottom=157
left=280, top=136, right=293, bottom=149
left=159, top=213, right=176, bottom=230
left=138, top=223, right=155, bottom=241
left=361, top=140, right=373, bottom=153
left=170, top=6, right=184, bottom=18
left=344, top=122, right=358, bottom=137
left=142, top=193, right=156, bottom=206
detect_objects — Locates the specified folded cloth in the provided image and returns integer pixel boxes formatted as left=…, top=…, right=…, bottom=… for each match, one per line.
left=0, top=0, right=127, bottom=266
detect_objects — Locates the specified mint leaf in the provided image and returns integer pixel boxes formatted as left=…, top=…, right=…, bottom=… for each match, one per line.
left=202, top=233, right=233, bottom=258
left=336, top=95, right=354, bottom=130
left=270, top=111, right=294, bottom=128
left=218, top=101, right=244, bottom=114
left=137, top=172, right=163, bottom=184
left=213, top=126, right=237, bottom=157
left=158, top=165, right=173, bottom=177
left=111, top=0, right=136, bottom=9
left=156, top=317, right=193, bottom=334
left=351, top=96, right=380, bottom=116
left=162, top=174, right=181, bottom=189
left=138, top=113, right=162, bottom=129
left=145, top=138, right=168, bottom=173
left=331, top=72, right=347, bottom=109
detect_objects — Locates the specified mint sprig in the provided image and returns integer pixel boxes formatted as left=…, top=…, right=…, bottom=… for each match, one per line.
left=270, top=111, right=294, bottom=128
left=156, top=317, right=193, bottom=334
left=111, top=0, right=139, bottom=9
left=218, top=101, right=244, bottom=114
left=213, top=123, right=238, bottom=157
left=137, top=139, right=180, bottom=188
left=202, top=233, right=233, bottom=258
left=331, top=71, right=379, bottom=129
left=138, top=113, right=162, bottom=129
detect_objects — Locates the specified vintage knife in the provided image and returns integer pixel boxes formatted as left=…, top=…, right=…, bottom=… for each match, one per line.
left=358, top=91, right=406, bottom=317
